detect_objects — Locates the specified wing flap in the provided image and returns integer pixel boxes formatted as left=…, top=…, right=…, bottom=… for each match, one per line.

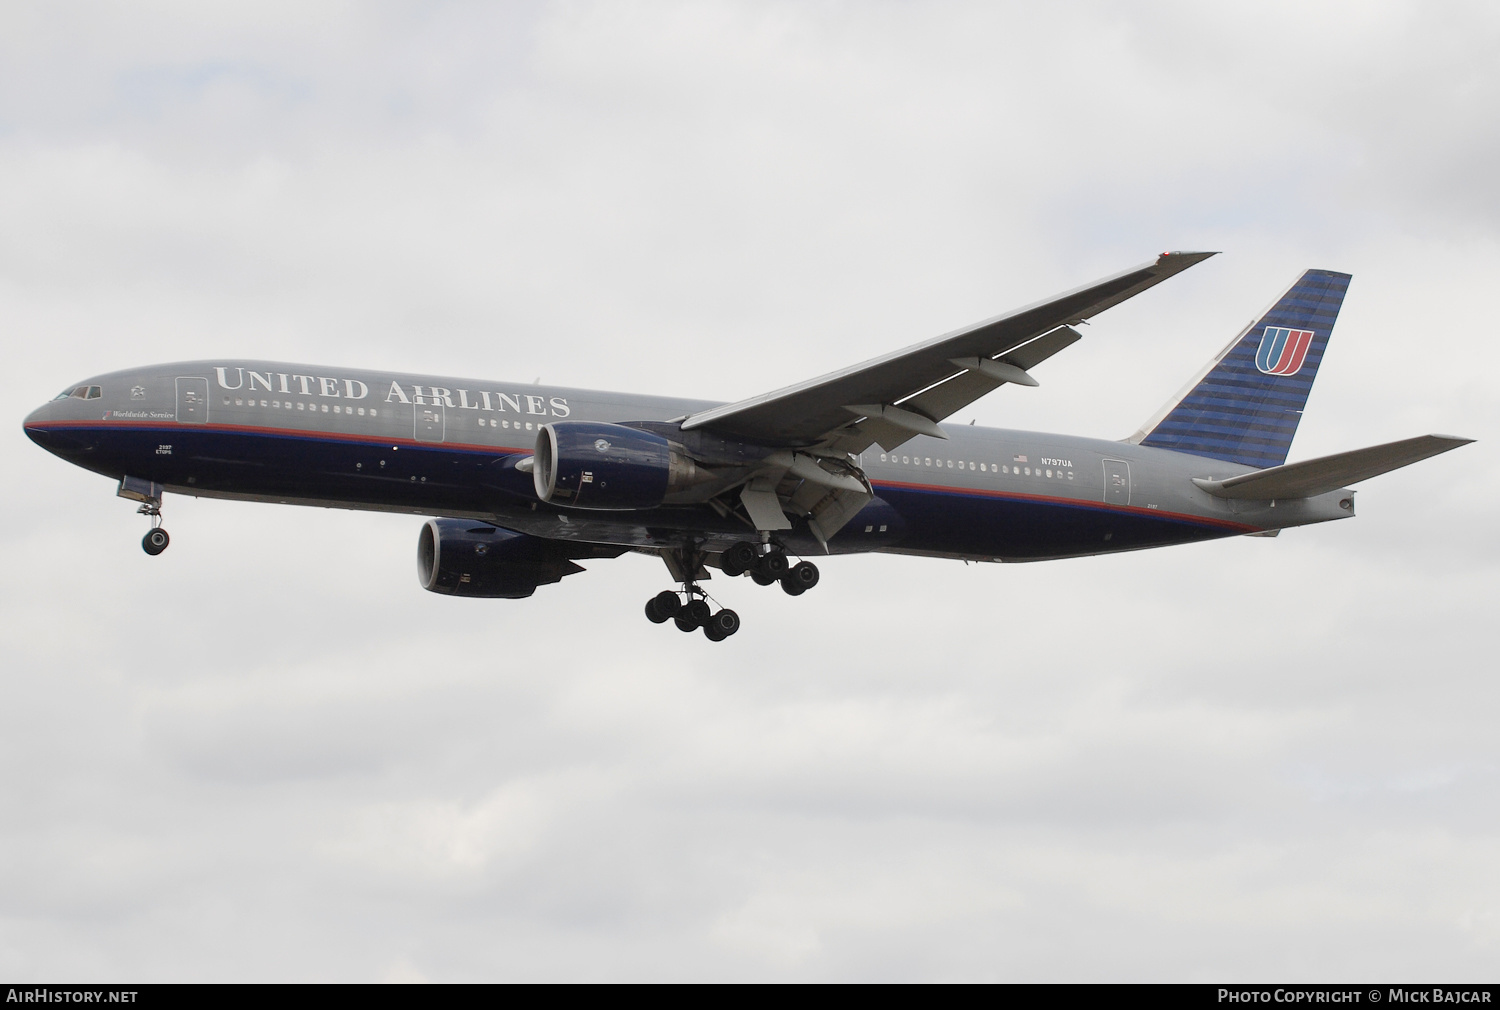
left=1192, top=434, right=1473, bottom=500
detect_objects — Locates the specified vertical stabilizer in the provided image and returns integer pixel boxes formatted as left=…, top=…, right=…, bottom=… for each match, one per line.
left=1129, top=269, right=1351, bottom=469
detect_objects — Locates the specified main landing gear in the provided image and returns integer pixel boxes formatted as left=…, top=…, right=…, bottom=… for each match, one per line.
left=645, top=587, right=741, bottom=642
left=642, top=541, right=820, bottom=642
left=719, top=541, right=819, bottom=596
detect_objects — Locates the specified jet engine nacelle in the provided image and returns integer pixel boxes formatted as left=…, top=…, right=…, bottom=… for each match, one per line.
left=417, top=519, right=586, bottom=599
left=533, top=421, right=701, bottom=510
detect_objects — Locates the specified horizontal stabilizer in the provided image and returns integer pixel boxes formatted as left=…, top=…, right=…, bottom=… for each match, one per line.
left=1192, top=434, right=1473, bottom=500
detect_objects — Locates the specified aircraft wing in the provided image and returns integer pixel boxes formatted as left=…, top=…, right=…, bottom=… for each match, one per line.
left=681, top=251, right=1217, bottom=452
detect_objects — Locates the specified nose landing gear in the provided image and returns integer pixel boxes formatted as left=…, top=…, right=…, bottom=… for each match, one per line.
left=118, top=476, right=170, bottom=556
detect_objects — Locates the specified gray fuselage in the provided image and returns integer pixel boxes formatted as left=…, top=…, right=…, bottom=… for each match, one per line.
left=23, top=360, right=1354, bottom=563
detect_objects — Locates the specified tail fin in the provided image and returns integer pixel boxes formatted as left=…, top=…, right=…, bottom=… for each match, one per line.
left=1129, top=269, right=1351, bottom=468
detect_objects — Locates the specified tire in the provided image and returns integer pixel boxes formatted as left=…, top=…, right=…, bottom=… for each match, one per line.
left=674, top=614, right=698, bottom=633
left=651, top=590, right=681, bottom=620
left=750, top=570, right=777, bottom=587
left=684, top=599, right=712, bottom=627
left=645, top=599, right=670, bottom=624
left=779, top=577, right=806, bottom=597
left=721, top=542, right=758, bottom=577
left=785, top=560, right=819, bottom=593
left=756, top=550, right=789, bottom=579
left=142, top=528, right=170, bottom=556
left=707, top=608, right=740, bottom=637
left=703, top=623, right=727, bottom=642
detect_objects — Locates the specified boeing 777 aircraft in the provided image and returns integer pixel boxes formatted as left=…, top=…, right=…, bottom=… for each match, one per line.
left=23, top=252, right=1472, bottom=641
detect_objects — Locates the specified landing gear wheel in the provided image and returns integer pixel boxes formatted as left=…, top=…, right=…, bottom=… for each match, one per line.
left=755, top=549, right=789, bottom=579
left=780, top=560, right=819, bottom=596
left=142, top=528, right=170, bottom=556
left=673, top=614, right=699, bottom=633
left=750, top=570, right=777, bottom=587
left=645, top=590, right=682, bottom=623
left=703, top=609, right=740, bottom=641
left=683, top=599, right=712, bottom=627
left=721, top=542, right=758, bottom=577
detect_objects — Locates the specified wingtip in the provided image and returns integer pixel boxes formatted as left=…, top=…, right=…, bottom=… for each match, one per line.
left=1157, top=250, right=1220, bottom=263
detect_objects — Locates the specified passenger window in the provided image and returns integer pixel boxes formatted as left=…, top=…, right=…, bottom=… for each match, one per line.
left=980, top=463, right=987, bottom=472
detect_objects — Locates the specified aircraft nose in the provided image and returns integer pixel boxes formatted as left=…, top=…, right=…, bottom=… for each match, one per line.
left=23, top=401, right=60, bottom=448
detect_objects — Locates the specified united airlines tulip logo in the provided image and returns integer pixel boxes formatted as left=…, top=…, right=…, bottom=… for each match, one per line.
left=1255, top=326, right=1315, bottom=376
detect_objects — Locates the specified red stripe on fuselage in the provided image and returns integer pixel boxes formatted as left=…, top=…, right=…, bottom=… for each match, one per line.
left=30, top=418, right=526, bottom=455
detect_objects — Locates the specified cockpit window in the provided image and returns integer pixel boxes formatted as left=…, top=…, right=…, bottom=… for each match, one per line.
left=54, top=385, right=102, bottom=400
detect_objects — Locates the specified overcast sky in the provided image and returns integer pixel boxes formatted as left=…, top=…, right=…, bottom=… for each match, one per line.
left=2, top=1, right=1497, bottom=982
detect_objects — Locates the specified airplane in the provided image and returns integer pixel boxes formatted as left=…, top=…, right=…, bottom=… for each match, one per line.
left=23, top=252, right=1473, bottom=641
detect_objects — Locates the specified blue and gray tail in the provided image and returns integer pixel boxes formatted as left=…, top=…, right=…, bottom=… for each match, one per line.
left=1129, top=269, right=1352, bottom=469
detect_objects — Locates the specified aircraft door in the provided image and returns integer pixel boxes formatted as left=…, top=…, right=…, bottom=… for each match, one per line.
left=415, top=403, right=445, bottom=443
left=175, top=377, right=209, bottom=424
left=1102, top=458, right=1131, bottom=505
